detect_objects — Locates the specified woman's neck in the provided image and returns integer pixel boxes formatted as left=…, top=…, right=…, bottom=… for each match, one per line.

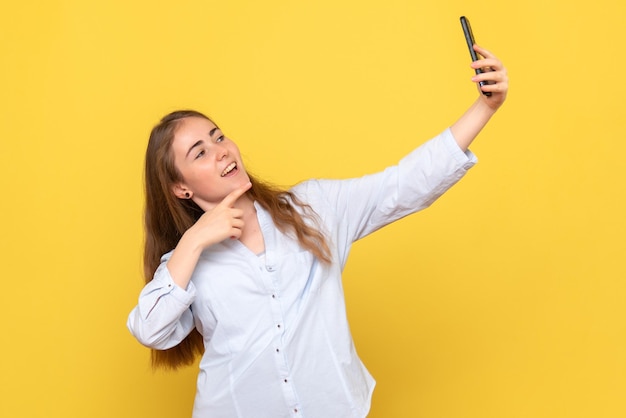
left=238, top=195, right=265, bottom=254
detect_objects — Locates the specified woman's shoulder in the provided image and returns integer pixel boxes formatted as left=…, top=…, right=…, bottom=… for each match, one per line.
left=159, top=249, right=175, bottom=263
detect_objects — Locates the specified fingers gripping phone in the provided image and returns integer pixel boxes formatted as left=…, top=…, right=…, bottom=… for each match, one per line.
left=460, top=16, right=492, bottom=96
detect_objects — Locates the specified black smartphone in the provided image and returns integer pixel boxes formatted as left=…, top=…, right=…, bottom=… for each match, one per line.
left=460, top=16, right=491, bottom=96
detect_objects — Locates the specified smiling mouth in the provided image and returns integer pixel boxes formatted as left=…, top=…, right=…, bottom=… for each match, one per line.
left=221, top=162, right=237, bottom=177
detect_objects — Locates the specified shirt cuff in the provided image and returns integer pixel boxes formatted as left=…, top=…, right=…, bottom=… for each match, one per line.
left=442, top=127, right=478, bottom=167
left=151, top=262, right=197, bottom=304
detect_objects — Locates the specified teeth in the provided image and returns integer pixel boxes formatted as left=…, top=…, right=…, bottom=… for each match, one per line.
left=221, top=162, right=236, bottom=177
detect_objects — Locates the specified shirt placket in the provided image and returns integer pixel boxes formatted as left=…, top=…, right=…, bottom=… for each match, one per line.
left=262, top=251, right=303, bottom=417
left=256, top=201, right=304, bottom=417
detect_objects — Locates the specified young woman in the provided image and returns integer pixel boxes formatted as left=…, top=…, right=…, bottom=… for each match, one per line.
left=128, top=45, right=508, bottom=417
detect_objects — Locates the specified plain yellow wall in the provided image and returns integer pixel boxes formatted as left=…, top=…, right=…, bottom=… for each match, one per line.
left=1, top=1, right=625, bottom=417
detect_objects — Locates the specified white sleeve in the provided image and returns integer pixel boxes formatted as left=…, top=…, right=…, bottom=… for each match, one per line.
left=127, top=260, right=197, bottom=350
left=296, top=128, right=477, bottom=263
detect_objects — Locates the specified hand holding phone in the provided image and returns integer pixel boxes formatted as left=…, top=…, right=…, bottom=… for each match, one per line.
left=460, top=16, right=492, bottom=97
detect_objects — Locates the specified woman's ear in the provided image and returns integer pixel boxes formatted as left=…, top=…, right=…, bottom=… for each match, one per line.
left=172, top=183, right=192, bottom=200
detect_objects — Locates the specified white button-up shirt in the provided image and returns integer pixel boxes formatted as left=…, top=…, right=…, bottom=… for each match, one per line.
left=128, top=128, right=477, bottom=417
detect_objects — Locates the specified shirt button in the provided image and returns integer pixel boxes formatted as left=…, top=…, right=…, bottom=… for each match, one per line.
left=294, top=409, right=298, bottom=413
left=266, top=265, right=275, bottom=272
left=271, top=294, right=276, bottom=298
left=284, top=379, right=288, bottom=383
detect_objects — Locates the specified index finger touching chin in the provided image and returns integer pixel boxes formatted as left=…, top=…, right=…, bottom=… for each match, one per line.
left=224, top=181, right=252, bottom=205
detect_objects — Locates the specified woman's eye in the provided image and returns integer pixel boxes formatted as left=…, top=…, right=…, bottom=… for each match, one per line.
left=216, top=135, right=225, bottom=143
left=195, top=150, right=205, bottom=159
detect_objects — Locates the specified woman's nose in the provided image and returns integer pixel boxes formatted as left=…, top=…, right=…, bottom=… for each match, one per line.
left=216, top=144, right=228, bottom=160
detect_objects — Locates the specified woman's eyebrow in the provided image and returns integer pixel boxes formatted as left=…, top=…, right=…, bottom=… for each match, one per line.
left=186, top=140, right=204, bottom=158
left=185, top=128, right=220, bottom=158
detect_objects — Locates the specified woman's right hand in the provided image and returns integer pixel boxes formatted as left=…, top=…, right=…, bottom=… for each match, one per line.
left=187, top=181, right=252, bottom=248
left=166, top=181, right=252, bottom=289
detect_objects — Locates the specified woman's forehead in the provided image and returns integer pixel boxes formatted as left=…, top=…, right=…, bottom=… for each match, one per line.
left=177, top=116, right=217, bottom=132
left=175, top=117, right=216, bottom=141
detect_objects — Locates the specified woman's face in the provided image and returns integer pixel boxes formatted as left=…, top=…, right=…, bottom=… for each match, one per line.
left=170, top=116, right=250, bottom=210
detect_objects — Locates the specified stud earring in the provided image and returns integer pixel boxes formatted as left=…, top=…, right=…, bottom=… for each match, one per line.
left=185, top=192, right=191, bottom=198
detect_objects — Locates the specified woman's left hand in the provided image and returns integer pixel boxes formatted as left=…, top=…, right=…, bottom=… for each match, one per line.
left=471, top=45, right=508, bottom=110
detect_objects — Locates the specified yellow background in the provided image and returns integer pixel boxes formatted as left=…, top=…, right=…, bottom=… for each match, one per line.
left=1, top=1, right=624, bottom=417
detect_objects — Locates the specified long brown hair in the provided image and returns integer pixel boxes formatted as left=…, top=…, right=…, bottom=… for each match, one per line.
left=143, top=110, right=331, bottom=369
